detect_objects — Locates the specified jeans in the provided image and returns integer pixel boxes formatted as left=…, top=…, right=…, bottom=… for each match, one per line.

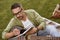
left=37, top=24, right=60, bottom=37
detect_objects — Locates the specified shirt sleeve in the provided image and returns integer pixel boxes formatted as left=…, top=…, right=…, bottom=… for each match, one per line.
left=2, top=18, right=16, bottom=39
left=31, top=9, right=46, bottom=30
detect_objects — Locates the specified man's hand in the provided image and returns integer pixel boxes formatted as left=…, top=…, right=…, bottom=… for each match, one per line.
left=26, top=27, right=37, bottom=35
left=12, top=28, right=20, bottom=36
left=37, top=26, right=43, bottom=30
left=5, top=28, right=20, bottom=39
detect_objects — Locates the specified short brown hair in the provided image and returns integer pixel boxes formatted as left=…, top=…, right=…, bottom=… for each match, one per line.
left=11, top=3, right=21, bottom=10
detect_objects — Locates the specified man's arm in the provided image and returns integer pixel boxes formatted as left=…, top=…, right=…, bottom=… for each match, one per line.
left=5, top=32, right=14, bottom=39
left=26, top=9, right=46, bottom=35
left=26, top=27, right=37, bottom=35
left=32, top=9, right=46, bottom=30
left=2, top=18, right=17, bottom=39
left=5, top=28, right=20, bottom=39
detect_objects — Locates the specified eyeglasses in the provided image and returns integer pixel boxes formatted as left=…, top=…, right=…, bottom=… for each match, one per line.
left=13, top=8, right=22, bottom=16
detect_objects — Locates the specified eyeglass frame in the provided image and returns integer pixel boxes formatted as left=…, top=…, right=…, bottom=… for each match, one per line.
left=13, top=8, right=23, bottom=16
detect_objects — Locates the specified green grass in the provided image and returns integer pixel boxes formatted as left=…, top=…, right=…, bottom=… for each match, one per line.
left=0, top=0, right=60, bottom=40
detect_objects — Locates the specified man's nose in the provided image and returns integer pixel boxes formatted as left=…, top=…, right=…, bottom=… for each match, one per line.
left=16, top=14, right=20, bottom=18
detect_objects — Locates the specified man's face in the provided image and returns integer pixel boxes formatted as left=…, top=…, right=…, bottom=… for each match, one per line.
left=12, top=7, right=24, bottom=20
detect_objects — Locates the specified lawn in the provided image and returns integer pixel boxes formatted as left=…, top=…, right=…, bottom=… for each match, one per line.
left=0, top=0, right=60, bottom=40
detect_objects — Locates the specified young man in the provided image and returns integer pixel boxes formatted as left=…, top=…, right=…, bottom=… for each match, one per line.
left=2, top=3, right=60, bottom=40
